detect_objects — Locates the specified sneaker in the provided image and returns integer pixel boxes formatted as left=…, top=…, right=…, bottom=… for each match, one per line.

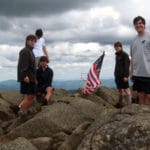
left=36, top=95, right=43, bottom=103
left=42, top=98, right=48, bottom=105
left=9, top=105, right=20, bottom=114
left=114, top=102, right=123, bottom=109
left=18, top=110, right=28, bottom=121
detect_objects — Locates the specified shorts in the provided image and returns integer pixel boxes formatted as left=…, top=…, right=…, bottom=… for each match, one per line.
left=133, top=76, right=150, bottom=94
left=20, top=81, right=36, bottom=94
left=115, top=77, right=129, bottom=89
left=36, top=85, right=51, bottom=94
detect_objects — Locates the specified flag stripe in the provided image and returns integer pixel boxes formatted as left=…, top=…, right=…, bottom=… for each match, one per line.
left=83, top=52, right=105, bottom=94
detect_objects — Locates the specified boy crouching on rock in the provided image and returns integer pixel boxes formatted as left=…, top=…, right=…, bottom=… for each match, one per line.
left=36, top=56, right=54, bottom=105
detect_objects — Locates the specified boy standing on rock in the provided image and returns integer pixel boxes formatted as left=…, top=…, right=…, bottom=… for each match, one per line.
left=10, top=35, right=36, bottom=117
left=114, top=41, right=132, bottom=108
left=130, top=16, right=150, bottom=105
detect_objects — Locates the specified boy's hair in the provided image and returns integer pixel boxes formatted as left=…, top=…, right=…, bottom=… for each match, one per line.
left=39, top=56, right=49, bottom=63
left=133, top=16, right=145, bottom=25
left=35, top=29, right=43, bottom=38
left=114, top=41, right=122, bottom=48
left=26, top=34, right=36, bottom=42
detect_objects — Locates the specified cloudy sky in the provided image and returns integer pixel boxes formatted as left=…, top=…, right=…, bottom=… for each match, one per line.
left=0, top=0, right=150, bottom=81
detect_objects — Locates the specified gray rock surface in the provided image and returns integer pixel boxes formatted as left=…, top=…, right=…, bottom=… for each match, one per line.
left=30, top=137, right=52, bottom=150
left=77, top=104, right=150, bottom=150
left=2, top=96, right=105, bottom=140
left=0, top=137, right=37, bottom=150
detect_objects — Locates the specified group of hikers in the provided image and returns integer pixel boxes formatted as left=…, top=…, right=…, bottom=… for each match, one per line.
left=10, top=15, right=150, bottom=118
left=10, top=29, right=54, bottom=117
left=114, top=16, right=150, bottom=107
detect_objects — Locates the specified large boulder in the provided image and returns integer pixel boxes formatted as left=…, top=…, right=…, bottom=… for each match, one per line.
left=30, top=137, right=52, bottom=150
left=95, top=86, right=118, bottom=105
left=0, top=98, right=15, bottom=121
left=2, top=96, right=106, bottom=141
left=0, top=90, right=23, bottom=105
left=75, top=86, right=117, bottom=108
left=77, top=104, right=150, bottom=150
left=0, top=137, right=37, bottom=150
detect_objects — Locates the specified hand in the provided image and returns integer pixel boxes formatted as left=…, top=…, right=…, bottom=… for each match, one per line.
left=24, top=76, right=30, bottom=83
left=123, top=77, right=128, bottom=82
left=130, top=75, right=133, bottom=82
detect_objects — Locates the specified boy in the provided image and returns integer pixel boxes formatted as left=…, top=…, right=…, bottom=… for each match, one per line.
left=114, top=41, right=131, bottom=108
left=36, top=56, right=53, bottom=105
left=130, top=16, right=150, bottom=105
left=10, top=35, right=36, bottom=116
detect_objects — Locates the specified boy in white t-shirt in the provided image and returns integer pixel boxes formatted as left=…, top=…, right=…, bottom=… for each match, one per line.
left=33, top=29, right=49, bottom=68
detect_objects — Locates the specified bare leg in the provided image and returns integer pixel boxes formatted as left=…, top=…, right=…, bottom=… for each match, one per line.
left=138, top=92, right=146, bottom=105
left=45, top=87, right=53, bottom=102
left=118, top=89, right=124, bottom=106
left=20, top=94, right=34, bottom=112
left=124, top=88, right=132, bottom=104
left=145, top=94, right=150, bottom=105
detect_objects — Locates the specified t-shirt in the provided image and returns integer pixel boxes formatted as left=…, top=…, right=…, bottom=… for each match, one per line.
left=33, top=37, right=45, bottom=57
left=131, top=32, right=150, bottom=77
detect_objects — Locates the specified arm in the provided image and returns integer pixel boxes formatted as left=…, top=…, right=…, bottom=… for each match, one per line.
left=130, top=58, right=133, bottom=81
left=43, top=46, right=49, bottom=62
left=123, top=53, right=130, bottom=82
left=124, top=54, right=130, bottom=78
left=19, top=50, right=30, bottom=82
left=48, top=68, right=53, bottom=86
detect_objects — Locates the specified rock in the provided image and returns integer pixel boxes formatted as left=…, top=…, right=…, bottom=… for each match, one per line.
left=0, top=90, right=23, bottom=105
left=52, top=89, right=70, bottom=101
left=0, top=137, right=37, bottom=150
left=2, top=96, right=105, bottom=141
left=30, top=137, right=52, bottom=150
left=0, top=98, right=15, bottom=121
left=77, top=104, right=150, bottom=150
left=75, top=86, right=117, bottom=108
left=59, top=121, right=91, bottom=150
left=52, top=132, right=69, bottom=150
left=95, top=86, right=118, bottom=105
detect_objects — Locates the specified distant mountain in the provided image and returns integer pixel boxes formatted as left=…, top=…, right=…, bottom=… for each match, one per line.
left=0, top=79, right=116, bottom=91
left=0, top=80, right=20, bottom=90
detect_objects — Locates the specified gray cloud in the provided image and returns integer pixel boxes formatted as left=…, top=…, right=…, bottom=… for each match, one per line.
left=0, top=0, right=98, bottom=17
left=0, top=0, right=150, bottom=81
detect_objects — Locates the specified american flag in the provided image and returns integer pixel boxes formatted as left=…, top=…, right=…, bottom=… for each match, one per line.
left=83, top=52, right=105, bottom=94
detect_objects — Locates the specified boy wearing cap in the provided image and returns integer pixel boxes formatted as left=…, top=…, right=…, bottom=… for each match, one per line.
left=36, top=56, right=53, bottom=105
left=114, top=41, right=131, bottom=108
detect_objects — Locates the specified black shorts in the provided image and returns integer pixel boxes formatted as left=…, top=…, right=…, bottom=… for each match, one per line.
left=36, top=85, right=50, bottom=94
left=133, top=76, right=150, bottom=94
left=20, top=81, right=36, bottom=94
left=115, top=77, right=129, bottom=89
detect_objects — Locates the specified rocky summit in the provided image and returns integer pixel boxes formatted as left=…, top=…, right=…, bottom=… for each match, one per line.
left=0, top=87, right=149, bottom=150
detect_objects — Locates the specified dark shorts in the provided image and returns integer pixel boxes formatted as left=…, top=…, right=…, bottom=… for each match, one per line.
left=20, top=81, right=36, bottom=94
left=133, top=76, right=150, bottom=94
left=36, top=85, right=51, bottom=94
left=115, top=77, right=129, bottom=89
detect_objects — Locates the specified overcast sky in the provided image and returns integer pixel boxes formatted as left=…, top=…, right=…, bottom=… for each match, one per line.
left=0, top=0, right=150, bottom=81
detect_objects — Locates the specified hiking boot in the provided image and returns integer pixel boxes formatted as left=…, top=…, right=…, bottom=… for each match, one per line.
left=9, top=105, right=20, bottom=114
left=36, top=95, right=43, bottom=103
left=18, top=110, right=28, bottom=121
left=114, top=102, right=123, bottom=108
left=42, top=98, right=48, bottom=105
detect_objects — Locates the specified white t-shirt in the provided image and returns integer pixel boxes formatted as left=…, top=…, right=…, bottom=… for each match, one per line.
left=33, top=37, right=45, bottom=57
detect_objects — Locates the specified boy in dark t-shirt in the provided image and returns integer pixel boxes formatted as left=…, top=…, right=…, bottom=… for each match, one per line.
left=36, top=56, right=53, bottom=105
